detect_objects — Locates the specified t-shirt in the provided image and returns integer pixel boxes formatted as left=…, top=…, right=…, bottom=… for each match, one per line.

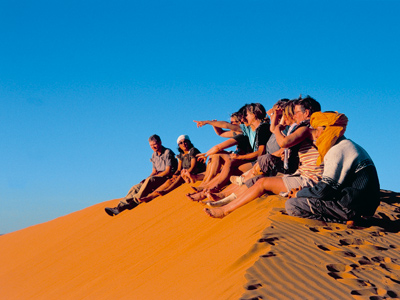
left=240, top=122, right=271, bottom=152
left=232, top=133, right=252, bottom=154
left=177, top=147, right=206, bottom=174
left=266, top=134, right=280, bottom=154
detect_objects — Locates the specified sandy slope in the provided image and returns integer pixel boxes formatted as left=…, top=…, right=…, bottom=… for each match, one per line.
left=1, top=186, right=399, bottom=300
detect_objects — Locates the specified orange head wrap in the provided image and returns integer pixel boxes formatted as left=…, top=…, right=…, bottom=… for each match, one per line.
left=310, top=111, right=348, bottom=165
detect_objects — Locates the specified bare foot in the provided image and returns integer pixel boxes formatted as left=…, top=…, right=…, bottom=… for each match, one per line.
left=185, top=193, right=196, bottom=201
left=205, top=191, right=224, bottom=201
left=181, top=170, right=190, bottom=183
left=182, top=170, right=196, bottom=184
left=187, top=191, right=206, bottom=201
left=207, top=186, right=222, bottom=194
left=185, top=192, right=205, bottom=201
left=191, top=186, right=204, bottom=192
left=204, top=207, right=228, bottom=218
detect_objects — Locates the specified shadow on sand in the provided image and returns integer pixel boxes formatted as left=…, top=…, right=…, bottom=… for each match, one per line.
left=355, top=190, right=400, bottom=233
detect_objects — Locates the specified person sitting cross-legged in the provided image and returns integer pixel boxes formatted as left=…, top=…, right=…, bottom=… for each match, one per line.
left=285, top=111, right=380, bottom=224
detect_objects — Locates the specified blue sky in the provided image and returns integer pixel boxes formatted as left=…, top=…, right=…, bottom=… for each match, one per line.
left=1, top=0, right=399, bottom=234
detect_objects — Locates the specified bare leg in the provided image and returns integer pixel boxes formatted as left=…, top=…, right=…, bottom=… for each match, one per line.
left=196, top=154, right=226, bottom=189
left=204, top=176, right=287, bottom=218
left=219, top=183, right=242, bottom=196
left=156, top=176, right=184, bottom=195
left=199, top=157, right=233, bottom=191
left=238, top=162, right=253, bottom=173
left=196, top=157, right=216, bottom=187
left=206, top=184, right=248, bottom=203
left=205, top=191, right=225, bottom=201
left=202, top=158, right=250, bottom=192
left=242, top=163, right=263, bottom=181
left=182, top=169, right=205, bottom=184
left=204, top=154, right=224, bottom=183
left=138, top=177, right=176, bottom=202
left=181, top=169, right=191, bottom=183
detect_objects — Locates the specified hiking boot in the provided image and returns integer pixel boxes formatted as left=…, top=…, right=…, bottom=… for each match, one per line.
left=105, top=206, right=120, bottom=216
left=105, top=202, right=129, bottom=217
left=105, top=200, right=140, bottom=216
left=230, top=175, right=244, bottom=186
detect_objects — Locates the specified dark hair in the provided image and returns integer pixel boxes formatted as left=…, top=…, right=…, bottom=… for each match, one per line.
left=295, top=96, right=321, bottom=115
left=230, top=111, right=241, bottom=123
left=148, top=134, right=161, bottom=143
left=177, top=139, right=194, bottom=154
left=274, top=98, right=290, bottom=109
left=246, top=103, right=266, bottom=120
left=236, top=104, right=248, bottom=121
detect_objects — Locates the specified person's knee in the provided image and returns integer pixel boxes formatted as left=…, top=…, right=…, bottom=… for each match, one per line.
left=148, top=176, right=157, bottom=183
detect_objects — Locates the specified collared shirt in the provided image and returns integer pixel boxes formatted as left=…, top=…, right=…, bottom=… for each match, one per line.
left=150, top=146, right=178, bottom=173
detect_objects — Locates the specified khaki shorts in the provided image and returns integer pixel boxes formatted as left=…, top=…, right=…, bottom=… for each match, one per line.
left=281, top=174, right=316, bottom=192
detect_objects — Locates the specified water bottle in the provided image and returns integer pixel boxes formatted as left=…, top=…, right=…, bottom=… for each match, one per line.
left=284, top=148, right=289, bottom=171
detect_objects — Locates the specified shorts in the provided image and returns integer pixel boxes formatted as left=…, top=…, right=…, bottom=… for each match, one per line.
left=257, top=153, right=282, bottom=176
left=281, top=174, right=316, bottom=193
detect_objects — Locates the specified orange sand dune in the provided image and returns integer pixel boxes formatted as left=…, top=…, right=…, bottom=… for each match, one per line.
left=1, top=186, right=400, bottom=299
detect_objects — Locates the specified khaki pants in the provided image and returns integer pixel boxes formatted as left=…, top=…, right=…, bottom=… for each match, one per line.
left=120, top=176, right=169, bottom=205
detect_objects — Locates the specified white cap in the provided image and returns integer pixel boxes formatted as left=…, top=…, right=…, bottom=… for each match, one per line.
left=177, top=134, right=190, bottom=144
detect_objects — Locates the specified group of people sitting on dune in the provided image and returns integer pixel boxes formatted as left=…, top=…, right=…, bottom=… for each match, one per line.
left=104, top=96, right=380, bottom=225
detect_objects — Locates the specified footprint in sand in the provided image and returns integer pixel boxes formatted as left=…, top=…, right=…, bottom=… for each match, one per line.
left=369, top=230, right=387, bottom=237
left=350, top=287, right=398, bottom=299
left=358, top=256, right=374, bottom=265
left=326, top=263, right=358, bottom=279
left=383, top=274, right=400, bottom=285
left=261, top=251, right=276, bottom=258
left=244, top=282, right=262, bottom=291
left=338, top=238, right=389, bottom=251
left=317, top=244, right=357, bottom=258
left=307, top=225, right=355, bottom=239
left=325, top=257, right=400, bottom=298
left=326, top=263, right=356, bottom=273
left=258, top=236, right=279, bottom=245
left=379, top=263, right=400, bottom=272
left=326, top=263, right=376, bottom=289
left=371, top=256, right=399, bottom=264
left=240, top=297, right=262, bottom=300
left=307, top=225, right=337, bottom=233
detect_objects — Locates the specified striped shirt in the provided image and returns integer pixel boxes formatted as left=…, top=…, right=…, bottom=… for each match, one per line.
left=297, top=139, right=323, bottom=183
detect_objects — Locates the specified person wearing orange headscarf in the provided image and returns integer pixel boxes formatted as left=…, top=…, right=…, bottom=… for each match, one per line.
left=285, top=111, right=380, bottom=223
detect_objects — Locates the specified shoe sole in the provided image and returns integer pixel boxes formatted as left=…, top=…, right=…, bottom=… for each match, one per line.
left=105, top=208, right=117, bottom=216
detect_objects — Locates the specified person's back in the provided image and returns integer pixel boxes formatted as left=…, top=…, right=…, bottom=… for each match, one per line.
left=324, top=137, right=380, bottom=217
left=285, top=112, right=380, bottom=223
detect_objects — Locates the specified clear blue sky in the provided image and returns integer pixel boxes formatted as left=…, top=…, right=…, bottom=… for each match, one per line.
left=1, top=0, right=399, bottom=234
